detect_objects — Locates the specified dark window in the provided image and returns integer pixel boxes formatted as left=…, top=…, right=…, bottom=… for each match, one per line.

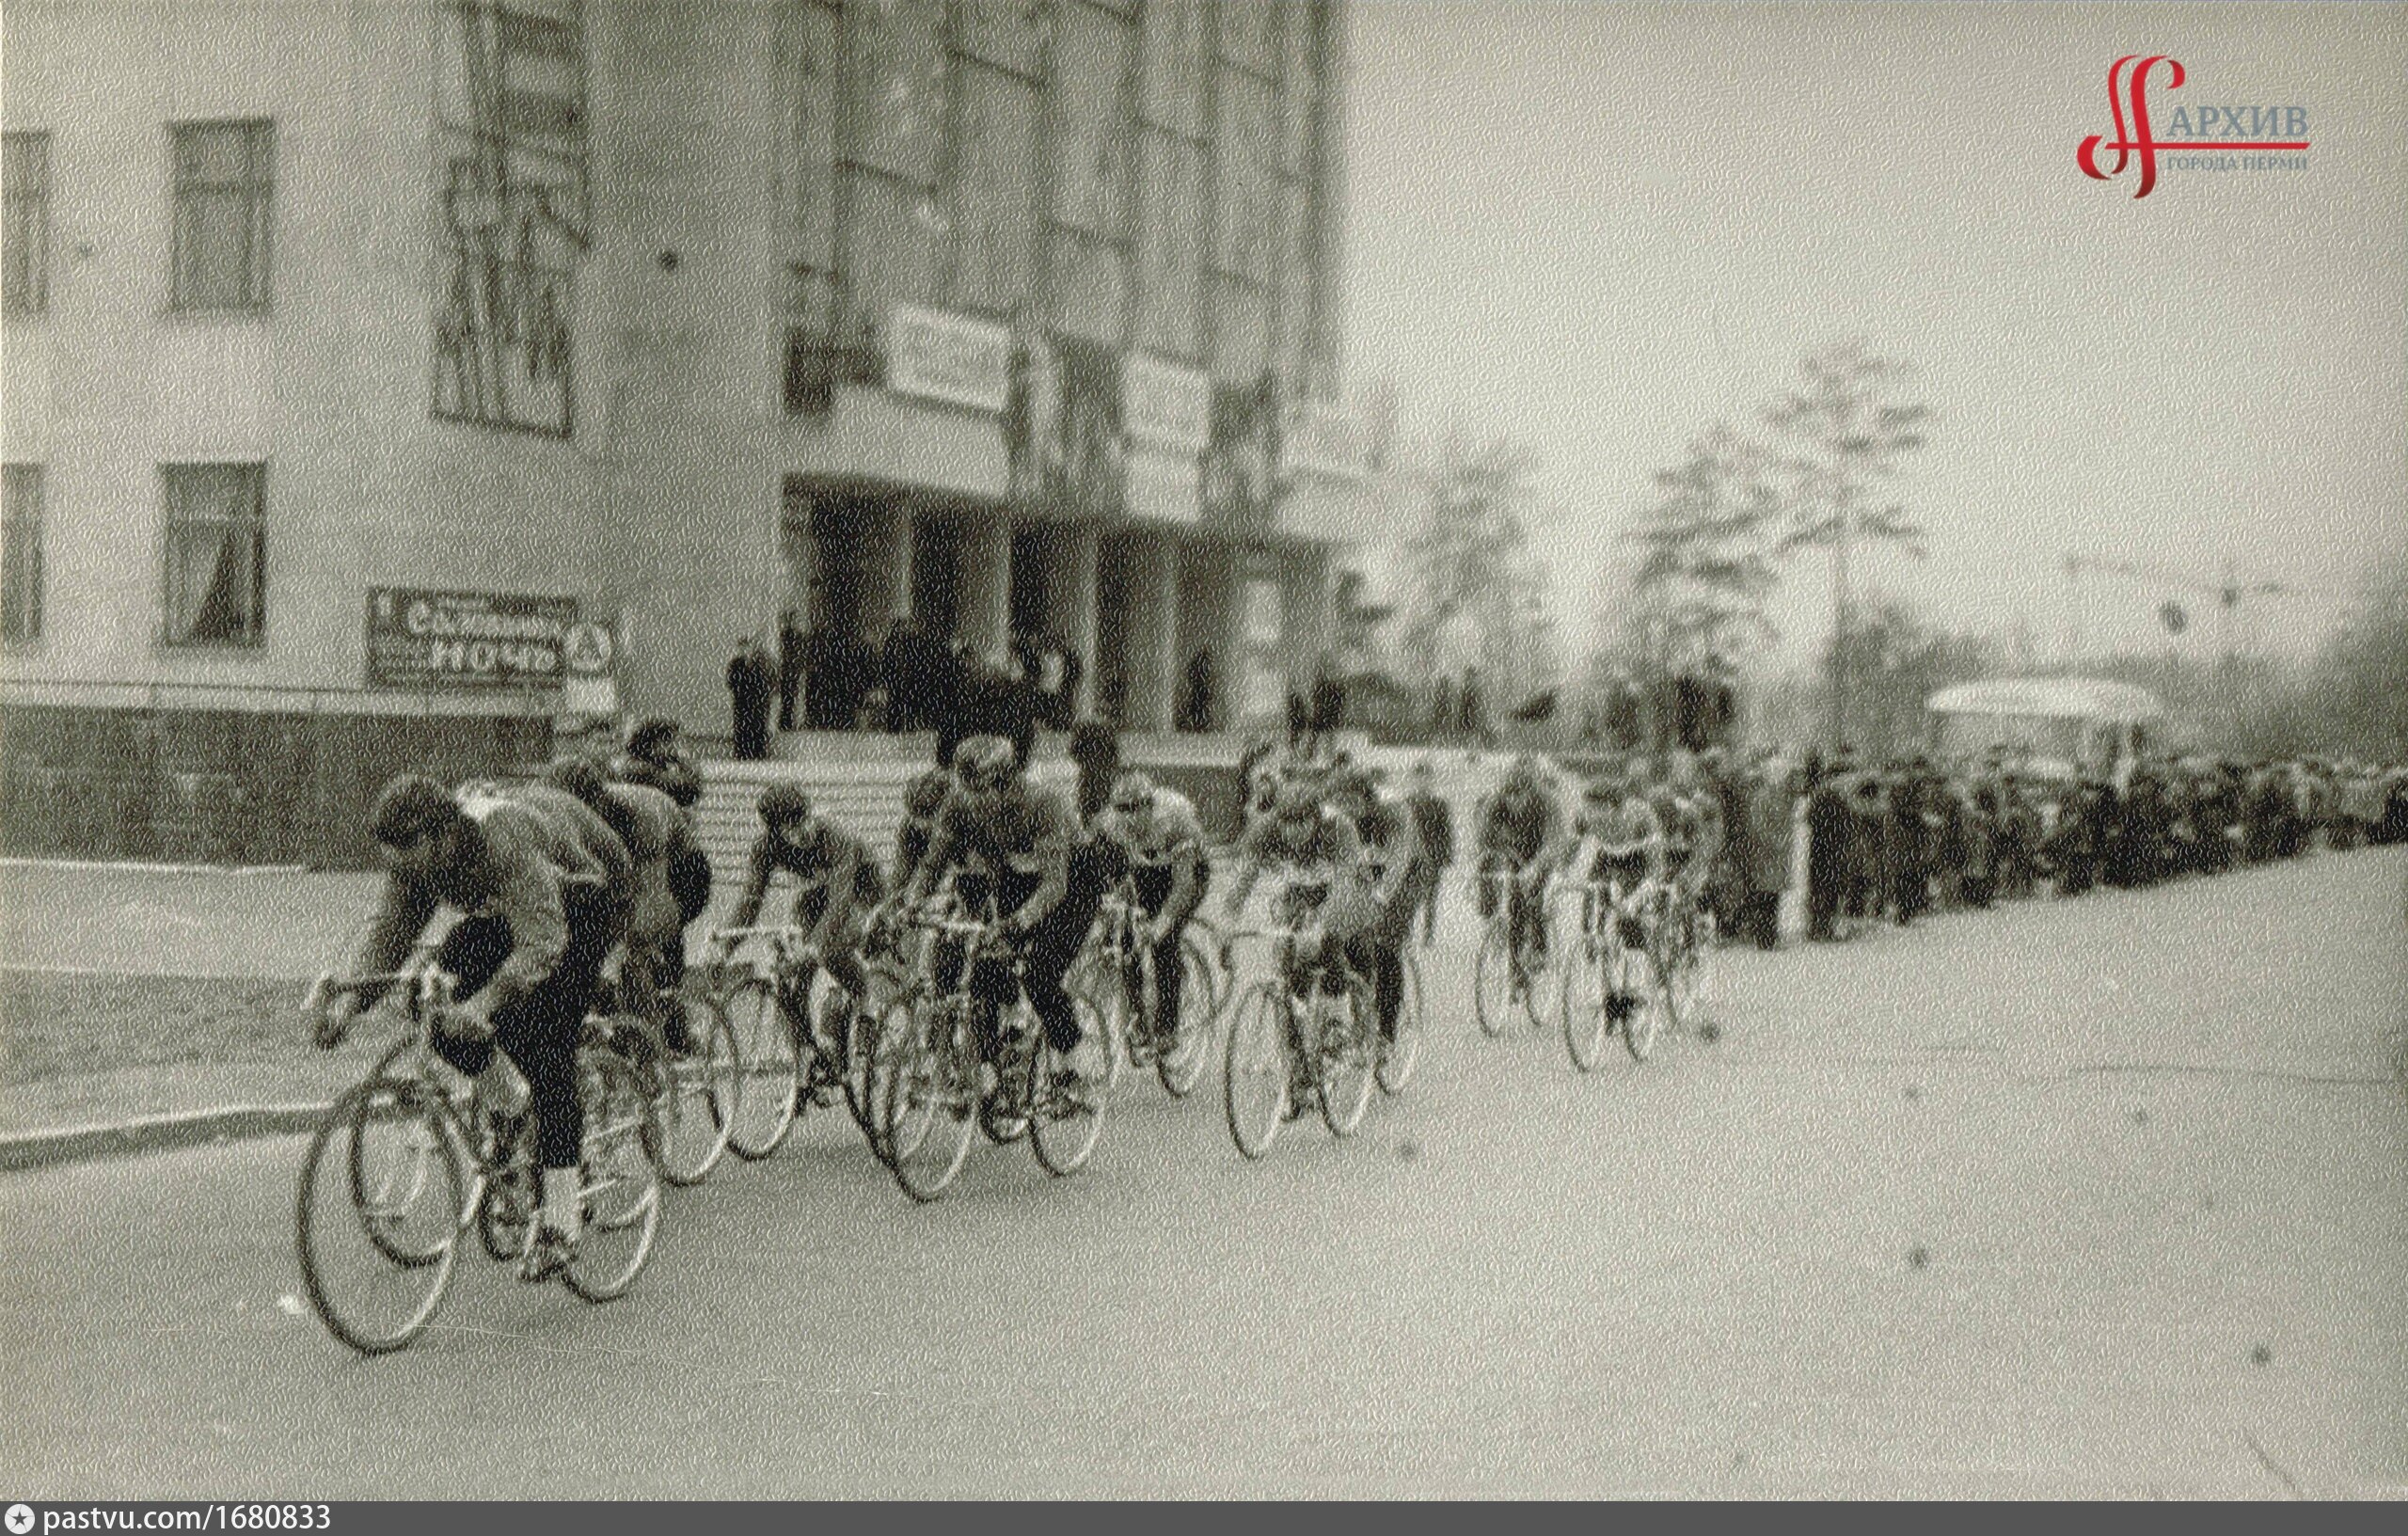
left=162, top=463, right=265, bottom=647
left=2, top=464, right=42, bottom=643
left=4, top=132, right=50, bottom=315
left=169, top=120, right=274, bottom=312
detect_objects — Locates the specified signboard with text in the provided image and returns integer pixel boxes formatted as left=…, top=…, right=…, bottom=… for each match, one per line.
left=888, top=302, right=1011, bottom=414
left=365, top=588, right=578, bottom=690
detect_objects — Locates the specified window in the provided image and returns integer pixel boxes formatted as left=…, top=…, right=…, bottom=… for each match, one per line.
left=169, top=120, right=274, bottom=312
left=4, top=132, right=50, bottom=315
left=2, top=464, right=41, bottom=643
left=162, top=464, right=265, bottom=647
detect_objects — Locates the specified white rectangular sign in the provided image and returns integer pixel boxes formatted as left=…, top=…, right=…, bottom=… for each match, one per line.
left=1123, top=352, right=1211, bottom=454
left=887, top=303, right=1011, bottom=414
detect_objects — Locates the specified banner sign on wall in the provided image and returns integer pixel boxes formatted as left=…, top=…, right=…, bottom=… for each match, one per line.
left=887, top=303, right=1012, bottom=415
left=1201, top=370, right=1283, bottom=530
left=1006, top=329, right=1127, bottom=520
left=366, top=588, right=578, bottom=689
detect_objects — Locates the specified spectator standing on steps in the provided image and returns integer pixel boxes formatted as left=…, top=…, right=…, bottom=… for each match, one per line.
left=776, top=607, right=806, bottom=733
left=727, top=634, right=777, bottom=762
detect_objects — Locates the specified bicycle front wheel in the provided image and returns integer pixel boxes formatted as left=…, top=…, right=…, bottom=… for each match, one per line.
left=1317, top=982, right=1377, bottom=1137
left=1621, top=942, right=1667, bottom=1063
left=1157, top=942, right=1217, bottom=1099
left=884, top=1000, right=978, bottom=1202
left=563, top=1048, right=660, bottom=1302
left=1377, top=953, right=1424, bottom=1096
left=1223, top=983, right=1289, bottom=1160
left=1031, top=1004, right=1108, bottom=1177
left=719, top=978, right=800, bottom=1161
left=1473, top=921, right=1517, bottom=1038
left=1562, top=932, right=1610, bottom=1074
left=295, top=1081, right=466, bottom=1355
left=653, top=997, right=737, bottom=1186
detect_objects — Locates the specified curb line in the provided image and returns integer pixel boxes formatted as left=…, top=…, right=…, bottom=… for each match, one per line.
left=0, top=1102, right=332, bottom=1173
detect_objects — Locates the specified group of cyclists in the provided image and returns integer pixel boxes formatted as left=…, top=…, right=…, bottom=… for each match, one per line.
left=305, top=713, right=1741, bottom=1293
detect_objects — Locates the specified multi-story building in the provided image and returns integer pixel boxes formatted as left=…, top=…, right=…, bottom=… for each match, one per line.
left=0, top=0, right=1367, bottom=862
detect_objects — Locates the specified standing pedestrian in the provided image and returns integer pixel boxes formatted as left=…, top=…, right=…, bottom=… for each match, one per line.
left=1069, top=716, right=1122, bottom=826
left=1403, top=759, right=1456, bottom=947
left=776, top=608, right=807, bottom=732
left=726, top=634, right=777, bottom=761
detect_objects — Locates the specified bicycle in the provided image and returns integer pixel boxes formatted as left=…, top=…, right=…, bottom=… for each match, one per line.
left=1557, top=876, right=1672, bottom=1069
left=603, top=947, right=739, bottom=1187
left=707, top=924, right=885, bottom=1161
left=878, top=906, right=1111, bottom=1201
left=1219, top=923, right=1378, bottom=1159
left=1473, top=864, right=1559, bottom=1037
left=1071, top=879, right=1217, bottom=1100
left=294, top=969, right=659, bottom=1355
left=1654, top=879, right=1720, bottom=1033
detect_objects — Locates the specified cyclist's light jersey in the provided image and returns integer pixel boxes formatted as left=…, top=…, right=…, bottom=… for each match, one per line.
left=1238, top=809, right=1368, bottom=930
left=1096, top=786, right=1206, bottom=872
left=1576, top=797, right=1666, bottom=890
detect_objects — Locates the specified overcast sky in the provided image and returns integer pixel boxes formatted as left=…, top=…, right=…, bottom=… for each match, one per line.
left=1339, top=2, right=2408, bottom=670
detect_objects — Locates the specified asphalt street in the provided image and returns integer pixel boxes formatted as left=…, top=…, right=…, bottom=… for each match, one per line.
left=3, top=847, right=2403, bottom=1496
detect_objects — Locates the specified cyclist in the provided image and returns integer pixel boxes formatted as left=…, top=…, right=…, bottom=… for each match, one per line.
left=889, top=765, right=956, bottom=896
left=1222, top=780, right=1372, bottom=1112
left=1662, top=752, right=1725, bottom=909
left=542, top=755, right=699, bottom=1052
left=611, top=717, right=710, bottom=928
left=1544, top=763, right=1669, bottom=962
left=1475, top=754, right=1566, bottom=990
left=707, top=783, right=885, bottom=1079
left=891, top=736, right=1110, bottom=1099
left=615, top=716, right=703, bottom=810
left=317, top=773, right=631, bottom=1282
left=1323, top=768, right=1426, bottom=1074
left=1093, top=769, right=1211, bottom=1047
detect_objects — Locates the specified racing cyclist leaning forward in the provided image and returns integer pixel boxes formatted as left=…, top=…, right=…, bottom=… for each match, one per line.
left=889, top=736, right=1113, bottom=1099
left=1092, top=769, right=1211, bottom=1045
left=1476, top=753, right=1567, bottom=983
left=707, top=782, right=885, bottom=1073
left=1221, top=780, right=1373, bottom=1109
left=320, top=773, right=632, bottom=1282
left=1322, top=768, right=1427, bottom=1074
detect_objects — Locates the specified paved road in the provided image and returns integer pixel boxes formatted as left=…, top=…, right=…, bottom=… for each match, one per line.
left=3, top=849, right=2402, bottom=1496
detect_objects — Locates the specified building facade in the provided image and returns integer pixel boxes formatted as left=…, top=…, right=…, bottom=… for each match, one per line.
left=0, top=0, right=1367, bottom=861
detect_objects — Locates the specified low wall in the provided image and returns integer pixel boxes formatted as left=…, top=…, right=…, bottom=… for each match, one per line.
left=0, top=704, right=554, bottom=869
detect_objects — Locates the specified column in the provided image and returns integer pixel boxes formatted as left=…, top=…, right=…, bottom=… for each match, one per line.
left=856, top=501, right=915, bottom=641
left=1041, top=525, right=1101, bottom=720
left=1124, top=532, right=1180, bottom=734
left=955, top=511, right=1013, bottom=663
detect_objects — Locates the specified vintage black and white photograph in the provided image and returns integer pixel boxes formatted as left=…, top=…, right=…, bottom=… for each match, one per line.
left=1, top=0, right=2403, bottom=1502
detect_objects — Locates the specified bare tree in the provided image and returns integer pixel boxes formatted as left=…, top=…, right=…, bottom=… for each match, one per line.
left=1766, top=340, right=1933, bottom=748
left=1629, top=421, right=1784, bottom=662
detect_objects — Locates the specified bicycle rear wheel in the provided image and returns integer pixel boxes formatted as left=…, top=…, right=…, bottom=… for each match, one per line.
left=1031, top=1004, right=1108, bottom=1177
left=563, top=1048, right=660, bottom=1302
left=1223, top=983, right=1289, bottom=1160
left=1377, top=953, right=1424, bottom=1095
left=1317, top=981, right=1377, bottom=1137
left=719, top=978, right=800, bottom=1161
left=652, top=996, right=737, bottom=1186
left=295, top=1081, right=466, bottom=1355
left=1562, top=931, right=1610, bottom=1074
left=884, top=999, right=978, bottom=1202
